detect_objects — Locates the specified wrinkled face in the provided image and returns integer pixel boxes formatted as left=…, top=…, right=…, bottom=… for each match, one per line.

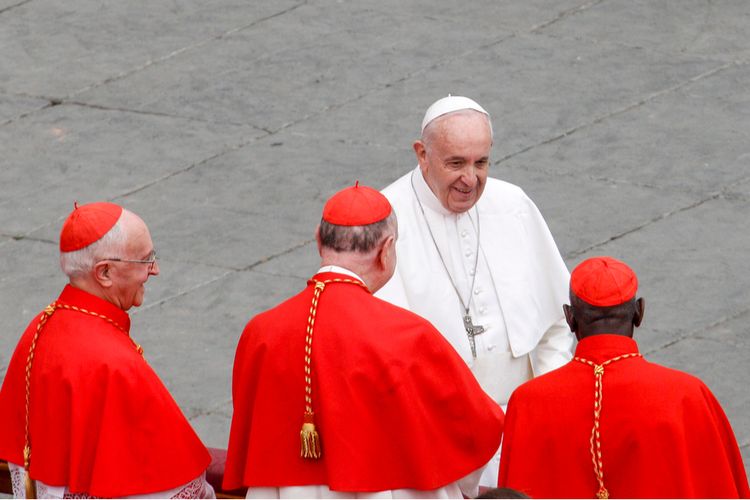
left=415, top=111, right=492, bottom=213
left=107, top=215, right=159, bottom=310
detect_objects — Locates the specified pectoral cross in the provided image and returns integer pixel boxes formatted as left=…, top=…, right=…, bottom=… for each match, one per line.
left=463, top=314, right=485, bottom=358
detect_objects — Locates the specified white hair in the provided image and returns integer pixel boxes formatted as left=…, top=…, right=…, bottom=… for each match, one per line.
left=59, top=218, right=127, bottom=278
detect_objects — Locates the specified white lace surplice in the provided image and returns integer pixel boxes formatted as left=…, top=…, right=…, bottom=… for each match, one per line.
left=8, top=462, right=215, bottom=499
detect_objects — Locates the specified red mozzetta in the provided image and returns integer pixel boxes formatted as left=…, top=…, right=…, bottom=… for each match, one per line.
left=0, top=285, right=210, bottom=497
left=499, top=334, right=750, bottom=498
left=224, top=272, right=504, bottom=492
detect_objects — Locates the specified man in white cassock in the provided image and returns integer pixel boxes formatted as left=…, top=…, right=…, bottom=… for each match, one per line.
left=376, top=95, right=575, bottom=486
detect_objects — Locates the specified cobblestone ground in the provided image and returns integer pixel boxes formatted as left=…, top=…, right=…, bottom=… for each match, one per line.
left=1, top=0, right=748, bottom=480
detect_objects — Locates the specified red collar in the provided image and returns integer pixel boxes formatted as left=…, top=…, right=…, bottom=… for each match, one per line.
left=58, top=284, right=131, bottom=334
left=574, top=334, right=640, bottom=364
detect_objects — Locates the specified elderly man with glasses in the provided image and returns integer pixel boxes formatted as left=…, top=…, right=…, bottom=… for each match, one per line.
left=0, top=202, right=215, bottom=498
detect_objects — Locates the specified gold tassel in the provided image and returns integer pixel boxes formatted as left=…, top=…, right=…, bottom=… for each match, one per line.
left=597, top=487, right=609, bottom=499
left=300, top=413, right=321, bottom=459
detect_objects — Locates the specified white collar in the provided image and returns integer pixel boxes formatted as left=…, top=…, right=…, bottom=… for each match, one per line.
left=316, top=265, right=364, bottom=283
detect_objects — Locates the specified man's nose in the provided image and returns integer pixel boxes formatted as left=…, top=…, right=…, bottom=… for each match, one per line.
left=460, top=165, right=478, bottom=186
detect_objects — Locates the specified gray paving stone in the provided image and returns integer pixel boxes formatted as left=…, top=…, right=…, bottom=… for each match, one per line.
left=132, top=269, right=302, bottom=448
left=0, top=103, right=261, bottom=235
left=0, top=93, right=48, bottom=124
left=569, top=196, right=750, bottom=355
left=284, top=31, right=721, bottom=167
left=75, top=1, right=519, bottom=132
left=112, top=128, right=405, bottom=270
left=0, top=0, right=302, bottom=97
left=727, top=176, right=750, bottom=200
left=512, top=61, right=750, bottom=194
left=495, top=164, right=700, bottom=259
left=542, top=0, right=750, bottom=62
left=253, top=241, right=320, bottom=280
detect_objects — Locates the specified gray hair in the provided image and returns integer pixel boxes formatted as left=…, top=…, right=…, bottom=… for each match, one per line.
left=319, top=211, right=396, bottom=254
left=59, top=219, right=127, bottom=278
left=422, top=108, right=494, bottom=146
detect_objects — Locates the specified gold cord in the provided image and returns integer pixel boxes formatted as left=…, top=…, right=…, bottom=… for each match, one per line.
left=300, top=278, right=369, bottom=459
left=23, top=301, right=143, bottom=497
left=574, top=352, right=642, bottom=499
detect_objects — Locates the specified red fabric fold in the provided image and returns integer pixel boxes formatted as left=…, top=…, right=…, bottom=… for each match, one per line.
left=224, top=272, right=504, bottom=492
left=0, top=285, right=210, bottom=497
left=499, top=334, right=750, bottom=498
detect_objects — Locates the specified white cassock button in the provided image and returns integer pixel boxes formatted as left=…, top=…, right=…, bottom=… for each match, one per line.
left=474, top=288, right=481, bottom=295
left=479, top=306, right=487, bottom=314
left=488, top=344, right=496, bottom=351
left=461, top=230, right=468, bottom=238
left=465, top=250, right=472, bottom=257
left=469, top=269, right=476, bottom=276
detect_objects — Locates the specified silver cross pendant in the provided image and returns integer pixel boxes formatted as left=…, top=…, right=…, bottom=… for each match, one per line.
left=463, top=314, right=485, bottom=358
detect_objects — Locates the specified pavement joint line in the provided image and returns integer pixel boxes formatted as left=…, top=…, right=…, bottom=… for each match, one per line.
left=261, top=32, right=518, bottom=136
left=112, top=133, right=269, bottom=201
left=0, top=0, right=32, bottom=15
left=62, top=100, right=262, bottom=130
left=0, top=101, right=54, bottom=129
left=495, top=60, right=738, bottom=167
left=565, top=190, right=722, bottom=259
left=134, top=237, right=316, bottom=313
left=529, top=0, right=605, bottom=33
left=0, top=233, right=56, bottom=245
left=67, top=1, right=309, bottom=99
left=644, top=306, right=750, bottom=356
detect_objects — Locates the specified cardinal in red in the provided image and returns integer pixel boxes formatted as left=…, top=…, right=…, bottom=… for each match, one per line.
left=223, top=183, right=505, bottom=499
left=498, top=256, right=749, bottom=498
left=0, top=202, right=213, bottom=498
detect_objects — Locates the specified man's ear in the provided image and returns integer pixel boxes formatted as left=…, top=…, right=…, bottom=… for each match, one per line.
left=413, top=140, right=427, bottom=170
left=93, top=261, right=113, bottom=288
left=315, top=224, right=323, bottom=255
left=633, top=297, right=645, bottom=328
left=563, top=304, right=577, bottom=333
left=378, top=235, right=395, bottom=271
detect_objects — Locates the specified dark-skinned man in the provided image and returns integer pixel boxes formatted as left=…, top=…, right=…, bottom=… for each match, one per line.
left=498, top=256, right=749, bottom=498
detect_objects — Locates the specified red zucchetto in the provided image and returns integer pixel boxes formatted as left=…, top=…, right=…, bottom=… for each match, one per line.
left=322, top=182, right=392, bottom=226
left=570, top=256, right=638, bottom=307
left=59, top=202, right=123, bottom=252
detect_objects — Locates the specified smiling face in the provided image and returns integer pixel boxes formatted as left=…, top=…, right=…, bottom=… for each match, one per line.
left=105, top=212, right=159, bottom=310
left=414, top=110, right=493, bottom=213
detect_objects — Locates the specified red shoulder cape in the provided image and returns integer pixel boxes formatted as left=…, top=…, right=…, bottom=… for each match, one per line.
left=499, top=334, right=750, bottom=498
left=0, top=285, right=210, bottom=497
left=223, top=272, right=504, bottom=491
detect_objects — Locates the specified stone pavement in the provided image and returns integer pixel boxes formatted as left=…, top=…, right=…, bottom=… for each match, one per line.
left=0, top=0, right=748, bottom=480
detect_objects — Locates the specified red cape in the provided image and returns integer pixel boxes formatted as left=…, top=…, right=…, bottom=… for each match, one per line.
left=0, top=285, right=210, bottom=497
left=223, top=272, right=504, bottom=491
left=499, top=334, right=750, bottom=498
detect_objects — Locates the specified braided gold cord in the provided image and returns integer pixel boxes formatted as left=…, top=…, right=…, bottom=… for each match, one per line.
left=300, top=277, right=370, bottom=459
left=23, top=300, right=144, bottom=495
left=574, top=352, right=642, bottom=499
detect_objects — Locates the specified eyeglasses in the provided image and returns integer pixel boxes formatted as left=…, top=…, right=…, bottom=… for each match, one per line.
left=105, top=250, right=158, bottom=272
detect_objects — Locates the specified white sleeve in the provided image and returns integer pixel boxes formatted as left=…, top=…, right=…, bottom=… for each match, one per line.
left=530, top=316, right=575, bottom=376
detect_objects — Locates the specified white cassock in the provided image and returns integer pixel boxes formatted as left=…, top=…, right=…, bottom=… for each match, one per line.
left=376, top=166, right=575, bottom=486
left=243, top=469, right=483, bottom=499
left=8, top=463, right=215, bottom=499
